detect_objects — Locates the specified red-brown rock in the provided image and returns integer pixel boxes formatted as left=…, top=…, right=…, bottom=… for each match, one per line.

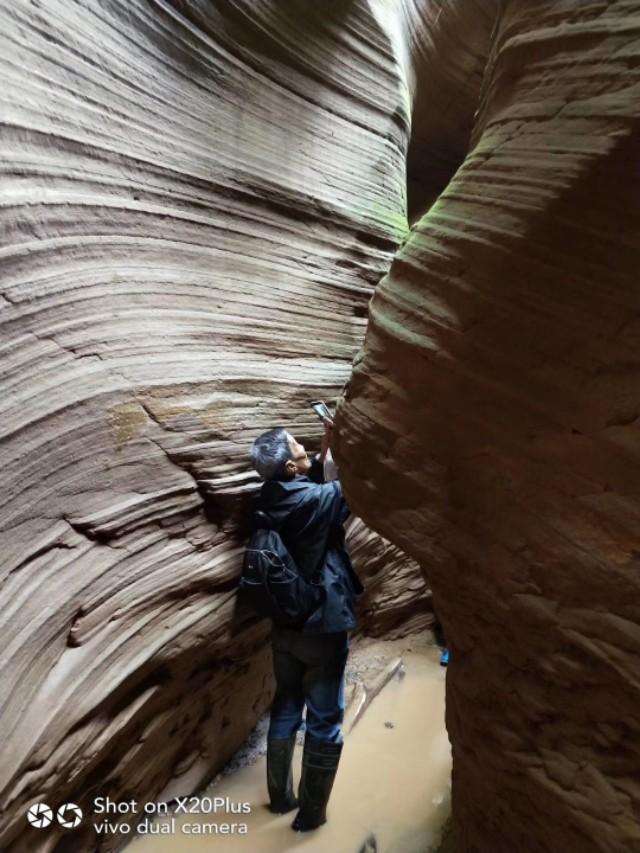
left=336, top=2, right=640, bottom=851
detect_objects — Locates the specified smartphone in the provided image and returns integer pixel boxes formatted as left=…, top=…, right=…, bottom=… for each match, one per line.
left=310, top=400, right=333, bottom=421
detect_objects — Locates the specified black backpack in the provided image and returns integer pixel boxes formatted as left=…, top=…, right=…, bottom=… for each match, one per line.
left=239, top=511, right=326, bottom=628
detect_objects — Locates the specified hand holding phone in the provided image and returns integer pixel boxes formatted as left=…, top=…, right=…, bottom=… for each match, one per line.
left=310, top=400, right=333, bottom=421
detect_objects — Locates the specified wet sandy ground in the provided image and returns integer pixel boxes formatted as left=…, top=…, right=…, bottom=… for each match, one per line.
left=128, top=632, right=451, bottom=853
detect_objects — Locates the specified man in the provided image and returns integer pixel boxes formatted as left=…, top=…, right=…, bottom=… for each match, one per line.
left=248, top=420, right=363, bottom=832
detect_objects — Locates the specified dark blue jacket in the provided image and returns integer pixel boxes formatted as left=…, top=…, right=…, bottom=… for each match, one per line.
left=258, top=456, right=364, bottom=633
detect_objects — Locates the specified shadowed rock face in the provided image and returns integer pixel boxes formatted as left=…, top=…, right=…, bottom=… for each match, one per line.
left=335, top=2, right=640, bottom=852
left=0, top=1, right=500, bottom=849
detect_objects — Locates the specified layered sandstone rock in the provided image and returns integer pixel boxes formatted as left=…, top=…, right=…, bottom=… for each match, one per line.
left=347, top=517, right=433, bottom=638
left=336, top=2, right=640, bottom=852
left=0, top=1, right=463, bottom=850
left=7, top=1, right=631, bottom=852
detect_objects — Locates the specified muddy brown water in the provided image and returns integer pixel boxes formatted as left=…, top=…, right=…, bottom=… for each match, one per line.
left=128, top=635, right=451, bottom=853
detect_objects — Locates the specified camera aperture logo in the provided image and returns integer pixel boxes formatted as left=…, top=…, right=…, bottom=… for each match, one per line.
left=27, top=802, right=82, bottom=829
left=57, top=803, right=83, bottom=828
left=27, top=803, right=53, bottom=829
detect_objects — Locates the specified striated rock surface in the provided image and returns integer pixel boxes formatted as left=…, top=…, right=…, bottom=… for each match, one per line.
left=0, top=0, right=460, bottom=849
left=8, top=0, right=632, bottom=851
left=347, top=516, right=434, bottom=638
left=336, top=2, right=640, bottom=852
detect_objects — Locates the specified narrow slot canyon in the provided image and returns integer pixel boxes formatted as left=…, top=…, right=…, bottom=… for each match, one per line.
left=1, top=2, right=639, bottom=853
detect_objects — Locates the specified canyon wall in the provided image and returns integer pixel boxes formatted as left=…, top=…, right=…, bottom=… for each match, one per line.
left=335, top=1, right=640, bottom=852
left=4, top=1, right=631, bottom=851
left=0, top=0, right=470, bottom=848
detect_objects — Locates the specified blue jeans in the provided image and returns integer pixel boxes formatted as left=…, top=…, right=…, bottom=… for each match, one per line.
left=268, top=626, right=350, bottom=743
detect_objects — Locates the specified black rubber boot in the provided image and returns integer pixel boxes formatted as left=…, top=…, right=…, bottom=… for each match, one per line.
left=266, top=734, right=299, bottom=814
left=291, top=736, right=343, bottom=832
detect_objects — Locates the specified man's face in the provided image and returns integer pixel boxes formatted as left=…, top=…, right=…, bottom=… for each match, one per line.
left=285, top=433, right=311, bottom=477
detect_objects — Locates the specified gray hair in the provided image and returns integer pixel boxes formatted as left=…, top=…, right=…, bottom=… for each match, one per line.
left=249, top=427, right=292, bottom=480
